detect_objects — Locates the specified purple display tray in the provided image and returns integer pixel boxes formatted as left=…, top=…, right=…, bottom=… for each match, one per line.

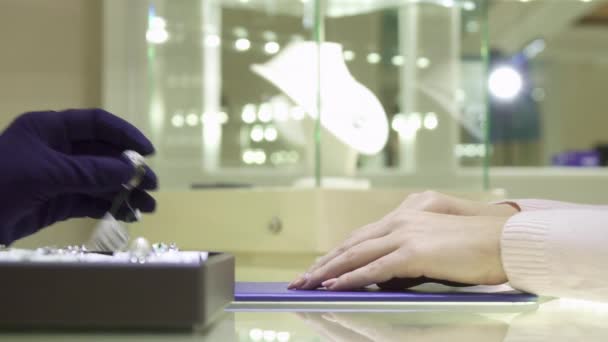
left=234, top=282, right=538, bottom=303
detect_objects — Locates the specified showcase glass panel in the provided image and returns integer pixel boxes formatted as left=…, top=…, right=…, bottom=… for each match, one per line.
left=106, top=0, right=491, bottom=190
left=321, top=0, right=489, bottom=189
left=136, top=0, right=324, bottom=188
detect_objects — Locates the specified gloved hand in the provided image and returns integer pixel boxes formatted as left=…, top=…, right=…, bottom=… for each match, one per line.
left=0, top=109, right=158, bottom=245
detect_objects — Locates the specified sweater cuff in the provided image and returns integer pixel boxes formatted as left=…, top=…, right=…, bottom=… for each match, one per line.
left=501, top=213, right=552, bottom=294
left=495, top=199, right=601, bottom=212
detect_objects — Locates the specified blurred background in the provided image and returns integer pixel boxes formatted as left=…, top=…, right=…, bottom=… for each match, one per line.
left=1, top=0, right=608, bottom=254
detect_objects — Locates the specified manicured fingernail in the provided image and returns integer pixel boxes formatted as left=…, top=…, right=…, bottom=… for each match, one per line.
left=322, top=278, right=337, bottom=289
left=288, top=277, right=306, bottom=289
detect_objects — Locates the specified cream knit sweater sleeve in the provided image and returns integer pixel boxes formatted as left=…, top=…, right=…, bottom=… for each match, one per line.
left=501, top=199, right=608, bottom=301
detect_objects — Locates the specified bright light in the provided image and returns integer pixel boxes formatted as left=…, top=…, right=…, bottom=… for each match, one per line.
left=409, top=112, right=422, bottom=130
left=249, top=329, right=263, bottom=341
left=146, top=28, right=169, bottom=44
left=264, top=126, right=278, bottom=141
left=242, top=149, right=266, bottom=165
left=463, top=1, right=476, bottom=10
left=234, top=38, right=251, bottom=51
left=146, top=17, right=168, bottom=44
left=201, top=112, right=228, bottom=125
left=391, top=113, right=420, bottom=140
left=367, top=52, right=381, bottom=64
left=423, top=112, right=439, bottom=130
left=186, top=113, right=199, bottom=126
left=218, top=111, right=229, bottom=124
left=416, top=57, right=430, bottom=69
left=391, top=55, right=405, bottom=66
left=277, top=331, right=291, bottom=342
left=489, top=66, right=523, bottom=100
left=242, top=151, right=254, bottom=165
left=250, top=125, right=264, bottom=142
left=257, top=150, right=267, bottom=163
left=171, top=114, right=184, bottom=127
left=241, top=104, right=257, bottom=123
left=391, top=113, right=407, bottom=132
left=264, top=41, right=280, bottom=55
left=258, top=103, right=273, bottom=122
left=290, top=106, right=306, bottom=121
left=204, top=34, right=221, bottom=47
left=263, top=330, right=277, bottom=342
left=343, top=50, right=356, bottom=61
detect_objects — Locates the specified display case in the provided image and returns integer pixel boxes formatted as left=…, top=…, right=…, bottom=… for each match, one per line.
left=102, top=0, right=499, bottom=255
left=103, top=0, right=491, bottom=190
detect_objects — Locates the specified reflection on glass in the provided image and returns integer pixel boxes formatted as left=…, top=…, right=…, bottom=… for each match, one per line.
left=292, top=298, right=608, bottom=342
left=297, top=311, right=508, bottom=341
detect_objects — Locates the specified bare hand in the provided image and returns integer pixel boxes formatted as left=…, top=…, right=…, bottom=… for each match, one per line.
left=289, top=210, right=510, bottom=291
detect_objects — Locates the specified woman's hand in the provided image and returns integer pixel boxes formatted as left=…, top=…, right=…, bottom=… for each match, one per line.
left=289, top=209, right=510, bottom=291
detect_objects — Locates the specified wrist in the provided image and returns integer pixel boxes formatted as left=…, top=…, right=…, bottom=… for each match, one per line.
left=491, top=216, right=509, bottom=284
left=481, top=202, right=520, bottom=217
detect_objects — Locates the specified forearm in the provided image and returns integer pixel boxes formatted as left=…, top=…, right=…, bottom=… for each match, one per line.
left=501, top=209, right=608, bottom=301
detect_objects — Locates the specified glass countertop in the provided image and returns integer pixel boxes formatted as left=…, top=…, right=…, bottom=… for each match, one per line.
left=1, top=298, right=606, bottom=341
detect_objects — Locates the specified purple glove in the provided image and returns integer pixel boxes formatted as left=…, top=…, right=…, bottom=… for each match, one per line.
left=0, top=109, right=158, bottom=245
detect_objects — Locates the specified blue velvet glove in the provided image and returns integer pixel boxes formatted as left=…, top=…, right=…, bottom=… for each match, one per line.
left=0, top=109, right=158, bottom=245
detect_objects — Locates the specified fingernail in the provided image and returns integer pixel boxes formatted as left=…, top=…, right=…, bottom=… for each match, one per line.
left=322, top=278, right=337, bottom=289
left=287, top=277, right=306, bottom=289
